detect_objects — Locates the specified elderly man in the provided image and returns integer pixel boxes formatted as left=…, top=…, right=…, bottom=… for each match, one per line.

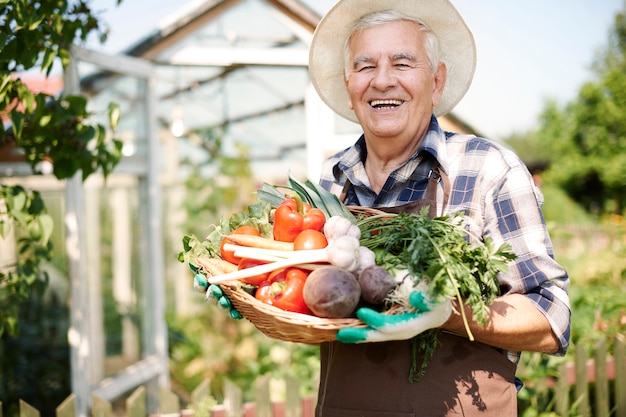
left=307, top=0, right=570, bottom=415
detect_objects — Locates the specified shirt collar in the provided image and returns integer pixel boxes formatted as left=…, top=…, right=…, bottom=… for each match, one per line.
left=418, top=116, right=449, bottom=174
left=333, top=115, right=450, bottom=183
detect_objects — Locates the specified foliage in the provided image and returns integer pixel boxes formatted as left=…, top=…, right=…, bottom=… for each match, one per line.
left=180, top=128, right=255, bottom=238
left=167, top=308, right=320, bottom=402
left=0, top=0, right=124, bottom=336
left=517, top=352, right=566, bottom=416
left=513, top=212, right=626, bottom=416
left=357, top=210, right=516, bottom=381
left=565, top=216, right=626, bottom=347
left=1, top=0, right=124, bottom=179
left=0, top=185, right=53, bottom=336
left=0, top=285, right=71, bottom=417
left=504, top=15, right=626, bottom=414
left=171, top=128, right=321, bottom=399
left=526, top=4, right=626, bottom=216
left=359, top=211, right=515, bottom=325
left=1, top=0, right=113, bottom=74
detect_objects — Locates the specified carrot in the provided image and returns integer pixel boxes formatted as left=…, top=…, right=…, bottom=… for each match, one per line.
left=223, top=234, right=294, bottom=251
left=197, top=257, right=238, bottom=276
left=223, top=243, right=292, bottom=260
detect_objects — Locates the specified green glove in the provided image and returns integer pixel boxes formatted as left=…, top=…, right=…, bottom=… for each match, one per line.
left=194, top=273, right=242, bottom=320
left=336, top=290, right=451, bottom=343
left=193, top=273, right=209, bottom=292
left=208, top=284, right=243, bottom=320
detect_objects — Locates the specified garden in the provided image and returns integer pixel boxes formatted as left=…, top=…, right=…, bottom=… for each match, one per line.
left=2, top=1, right=626, bottom=416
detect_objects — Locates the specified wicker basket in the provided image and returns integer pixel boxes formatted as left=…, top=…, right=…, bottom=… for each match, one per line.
left=217, top=206, right=386, bottom=344
left=221, top=284, right=366, bottom=344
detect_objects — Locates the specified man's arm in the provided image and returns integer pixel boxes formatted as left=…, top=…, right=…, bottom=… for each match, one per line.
left=441, top=293, right=560, bottom=354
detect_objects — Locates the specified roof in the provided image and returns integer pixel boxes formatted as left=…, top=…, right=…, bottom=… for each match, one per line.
left=124, top=0, right=320, bottom=60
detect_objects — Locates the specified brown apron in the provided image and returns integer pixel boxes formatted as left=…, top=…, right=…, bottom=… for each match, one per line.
left=317, top=165, right=518, bottom=417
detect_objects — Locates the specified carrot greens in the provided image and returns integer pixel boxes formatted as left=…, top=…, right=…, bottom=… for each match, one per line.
left=356, top=208, right=517, bottom=381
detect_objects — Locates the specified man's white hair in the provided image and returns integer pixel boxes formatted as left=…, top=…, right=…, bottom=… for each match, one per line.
left=343, top=10, right=441, bottom=78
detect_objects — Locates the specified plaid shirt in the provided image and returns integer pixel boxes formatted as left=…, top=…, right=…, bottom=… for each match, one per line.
left=319, top=116, right=571, bottom=356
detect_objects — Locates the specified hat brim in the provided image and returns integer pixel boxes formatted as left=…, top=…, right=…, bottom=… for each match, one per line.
left=309, top=0, right=476, bottom=123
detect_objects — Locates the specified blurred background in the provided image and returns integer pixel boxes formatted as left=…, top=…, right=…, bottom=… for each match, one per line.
left=2, top=1, right=626, bottom=416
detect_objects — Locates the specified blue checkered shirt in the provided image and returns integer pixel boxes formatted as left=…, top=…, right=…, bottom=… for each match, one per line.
left=318, top=116, right=571, bottom=357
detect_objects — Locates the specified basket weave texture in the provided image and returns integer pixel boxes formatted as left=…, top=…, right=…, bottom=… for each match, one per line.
left=219, top=206, right=384, bottom=344
left=221, top=284, right=365, bottom=344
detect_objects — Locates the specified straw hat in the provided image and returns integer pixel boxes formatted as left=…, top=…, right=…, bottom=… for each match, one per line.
left=308, top=0, right=476, bottom=122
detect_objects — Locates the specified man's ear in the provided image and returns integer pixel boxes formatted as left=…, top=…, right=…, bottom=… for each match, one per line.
left=345, top=76, right=354, bottom=110
left=432, top=62, right=447, bottom=107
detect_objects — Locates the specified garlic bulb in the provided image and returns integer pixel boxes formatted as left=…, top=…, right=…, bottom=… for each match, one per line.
left=323, top=215, right=361, bottom=242
left=355, top=246, right=376, bottom=275
left=326, top=235, right=361, bottom=272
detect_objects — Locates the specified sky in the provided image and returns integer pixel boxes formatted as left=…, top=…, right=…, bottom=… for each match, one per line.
left=87, top=0, right=624, bottom=140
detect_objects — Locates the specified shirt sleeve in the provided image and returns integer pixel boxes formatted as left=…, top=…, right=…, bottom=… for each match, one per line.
left=481, top=152, right=571, bottom=356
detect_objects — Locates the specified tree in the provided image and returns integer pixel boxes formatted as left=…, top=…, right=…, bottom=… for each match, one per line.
left=531, top=4, right=626, bottom=216
left=0, top=0, right=123, bottom=336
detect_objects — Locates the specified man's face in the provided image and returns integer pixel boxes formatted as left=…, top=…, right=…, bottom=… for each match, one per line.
left=345, top=20, right=445, bottom=141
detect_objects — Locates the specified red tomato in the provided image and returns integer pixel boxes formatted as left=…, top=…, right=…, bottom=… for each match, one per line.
left=238, top=258, right=269, bottom=285
left=293, top=229, right=328, bottom=250
left=220, top=225, right=261, bottom=264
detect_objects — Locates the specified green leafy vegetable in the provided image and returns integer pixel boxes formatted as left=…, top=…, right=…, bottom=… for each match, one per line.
left=356, top=208, right=517, bottom=381
left=256, top=174, right=356, bottom=222
left=178, top=202, right=273, bottom=270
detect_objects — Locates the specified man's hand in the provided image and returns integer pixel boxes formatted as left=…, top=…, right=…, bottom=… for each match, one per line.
left=194, top=273, right=242, bottom=320
left=336, top=290, right=452, bottom=343
left=206, top=284, right=243, bottom=319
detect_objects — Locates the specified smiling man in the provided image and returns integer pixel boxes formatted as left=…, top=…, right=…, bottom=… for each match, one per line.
left=309, top=1, right=571, bottom=416
left=345, top=19, right=446, bottom=192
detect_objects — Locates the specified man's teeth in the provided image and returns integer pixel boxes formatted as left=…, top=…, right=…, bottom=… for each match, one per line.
left=370, top=100, right=403, bottom=108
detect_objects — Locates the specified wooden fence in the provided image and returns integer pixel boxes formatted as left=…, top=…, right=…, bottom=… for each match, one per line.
left=2, top=335, right=624, bottom=417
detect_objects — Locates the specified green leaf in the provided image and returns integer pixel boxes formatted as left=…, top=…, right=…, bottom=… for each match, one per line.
left=182, top=235, right=192, bottom=252
left=9, top=188, right=26, bottom=214
left=0, top=220, right=12, bottom=239
left=303, top=178, right=356, bottom=221
left=41, top=48, right=57, bottom=75
left=108, top=102, right=120, bottom=130
left=256, top=183, right=289, bottom=208
left=38, top=114, right=52, bottom=127
left=53, top=157, right=77, bottom=180
left=27, top=16, right=44, bottom=31
left=10, top=111, right=24, bottom=139
left=58, top=47, right=70, bottom=68
left=37, top=214, right=53, bottom=245
left=21, top=90, right=35, bottom=112
left=28, top=192, right=45, bottom=215
left=287, top=174, right=356, bottom=222
left=0, top=74, right=12, bottom=96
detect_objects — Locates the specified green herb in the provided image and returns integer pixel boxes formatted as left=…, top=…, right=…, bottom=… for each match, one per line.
left=256, top=174, right=357, bottom=222
left=177, top=202, right=273, bottom=270
left=357, top=208, right=517, bottom=381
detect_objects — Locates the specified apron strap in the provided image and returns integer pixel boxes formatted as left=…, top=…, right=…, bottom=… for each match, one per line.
left=429, top=165, right=450, bottom=217
left=338, top=161, right=451, bottom=218
left=339, top=179, right=351, bottom=205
